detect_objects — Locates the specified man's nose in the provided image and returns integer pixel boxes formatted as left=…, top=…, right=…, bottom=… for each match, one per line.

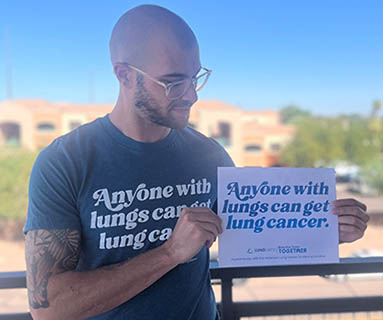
left=183, top=82, right=198, bottom=104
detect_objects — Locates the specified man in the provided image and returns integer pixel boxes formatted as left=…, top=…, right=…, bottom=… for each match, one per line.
left=24, top=5, right=369, bottom=320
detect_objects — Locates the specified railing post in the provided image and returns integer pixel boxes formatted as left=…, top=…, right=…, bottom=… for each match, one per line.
left=221, top=278, right=234, bottom=320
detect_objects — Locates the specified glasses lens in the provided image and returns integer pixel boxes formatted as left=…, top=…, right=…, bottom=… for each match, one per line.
left=196, top=72, right=210, bottom=91
left=166, top=70, right=211, bottom=100
left=167, top=81, right=191, bottom=100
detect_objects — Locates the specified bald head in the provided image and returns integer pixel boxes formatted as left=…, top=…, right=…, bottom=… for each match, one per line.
left=110, top=5, right=199, bottom=71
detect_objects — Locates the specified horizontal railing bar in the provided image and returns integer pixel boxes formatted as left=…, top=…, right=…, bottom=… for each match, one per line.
left=1, top=258, right=382, bottom=320
left=0, top=313, right=32, bottom=320
left=1, top=258, right=383, bottom=289
left=210, top=257, right=383, bottom=279
left=0, top=271, right=26, bottom=289
left=230, top=296, right=383, bottom=317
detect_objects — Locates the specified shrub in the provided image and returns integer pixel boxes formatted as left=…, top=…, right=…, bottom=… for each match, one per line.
left=360, top=157, right=383, bottom=194
left=0, top=147, right=37, bottom=234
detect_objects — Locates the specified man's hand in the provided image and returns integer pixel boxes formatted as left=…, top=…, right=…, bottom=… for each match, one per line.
left=164, top=207, right=223, bottom=264
left=333, top=198, right=369, bottom=244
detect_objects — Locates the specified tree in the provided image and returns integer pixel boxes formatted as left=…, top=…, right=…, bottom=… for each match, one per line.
left=280, top=105, right=312, bottom=124
left=361, top=157, right=383, bottom=194
left=344, top=117, right=377, bottom=165
left=369, top=100, right=383, bottom=160
left=280, top=114, right=378, bottom=168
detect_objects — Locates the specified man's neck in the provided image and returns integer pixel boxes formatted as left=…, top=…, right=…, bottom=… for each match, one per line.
left=109, top=100, right=171, bottom=143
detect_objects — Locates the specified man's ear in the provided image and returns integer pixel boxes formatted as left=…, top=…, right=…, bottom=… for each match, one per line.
left=113, top=63, right=133, bottom=87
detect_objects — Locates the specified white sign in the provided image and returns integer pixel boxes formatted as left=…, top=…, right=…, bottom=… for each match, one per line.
left=218, top=167, right=339, bottom=267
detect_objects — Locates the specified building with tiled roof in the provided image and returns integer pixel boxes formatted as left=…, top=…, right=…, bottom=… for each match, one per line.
left=0, top=100, right=112, bottom=150
left=189, top=101, right=295, bottom=166
left=0, top=99, right=294, bottom=167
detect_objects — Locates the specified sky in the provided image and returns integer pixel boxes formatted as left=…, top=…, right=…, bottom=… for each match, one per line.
left=0, top=0, right=382, bottom=116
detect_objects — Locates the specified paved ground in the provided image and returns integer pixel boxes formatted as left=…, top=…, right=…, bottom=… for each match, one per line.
left=0, top=189, right=382, bottom=318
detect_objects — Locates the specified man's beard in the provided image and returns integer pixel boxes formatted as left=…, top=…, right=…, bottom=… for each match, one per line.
left=134, top=75, right=192, bottom=130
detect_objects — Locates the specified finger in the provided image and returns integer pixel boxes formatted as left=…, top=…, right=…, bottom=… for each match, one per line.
left=339, top=228, right=364, bottom=243
left=332, top=205, right=369, bottom=223
left=179, top=222, right=216, bottom=247
left=182, top=207, right=217, bottom=215
left=338, top=215, right=367, bottom=233
left=182, top=213, right=222, bottom=238
left=333, top=199, right=367, bottom=212
left=185, top=207, right=221, bottom=220
left=339, top=223, right=365, bottom=236
left=184, top=211, right=223, bottom=233
left=205, top=236, right=217, bottom=249
left=199, top=228, right=216, bottom=246
left=198, top=221, right=222, bottom=238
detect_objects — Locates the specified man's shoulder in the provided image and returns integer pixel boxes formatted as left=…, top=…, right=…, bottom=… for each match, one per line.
left=58, top=117, right=103, bottom=144
left=37, top=117, right=105, bottom=165
left=48, top=117, right=103, bottom=149
left=176, top=126, right=235, bottom=166
left=178, top=126, right=223, bottom=150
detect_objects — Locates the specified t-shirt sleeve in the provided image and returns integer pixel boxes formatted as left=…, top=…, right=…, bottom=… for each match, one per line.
left=220, top=145, right=235, bottom=167
left=208, top=137, right=235, bottom=167
left=24, top=145, right=81, bottom=233
left=211, top=141, right=235, bottom=214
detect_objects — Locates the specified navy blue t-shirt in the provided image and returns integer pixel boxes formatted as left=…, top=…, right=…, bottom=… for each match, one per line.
left=24, top=114, right=234, bottom=320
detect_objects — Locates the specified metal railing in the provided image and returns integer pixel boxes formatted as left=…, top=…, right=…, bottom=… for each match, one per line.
left=1, top=257, right=383, bottom=320
left=210, top=257, right=383, bottom=319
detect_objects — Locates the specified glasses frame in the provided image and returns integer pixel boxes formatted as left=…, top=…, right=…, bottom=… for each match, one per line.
left=122, top=63, right=212, bottom=100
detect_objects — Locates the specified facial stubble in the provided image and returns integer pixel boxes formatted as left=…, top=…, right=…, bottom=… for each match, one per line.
left=134, top=74, right=191, bottom=130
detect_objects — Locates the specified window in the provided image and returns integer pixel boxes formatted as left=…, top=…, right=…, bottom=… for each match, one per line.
left=37, top=122, right=56, bottom=132
left=69, top=121, right=82, bottom=131
left=245, top=144, right=262, bottom=153
left=270, top=143, right=281, bottom=152
left=0, top=122, right=20, bottom=146
left=212, top=122, right=231, bottom=147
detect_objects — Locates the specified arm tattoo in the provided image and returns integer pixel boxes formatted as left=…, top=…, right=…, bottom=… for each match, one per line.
left=25, top=229, right=81, bottom=309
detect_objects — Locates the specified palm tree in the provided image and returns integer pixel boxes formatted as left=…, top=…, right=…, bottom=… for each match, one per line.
left=371, top=100, right=382, bottom=117
left=370, top=100, right=382, bottom=160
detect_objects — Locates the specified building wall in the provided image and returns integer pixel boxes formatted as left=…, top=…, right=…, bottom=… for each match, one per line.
left=62, top=113, right=89, bottom=135
left=243, top=112, right=281, bottom=126
left=0, top=101, right=35, bottom=150
left=33, top=111, right=62, bottom=150
left=195, top=108, right=244, bottom=166
left=0, top=101, right=115, bottom=150
left=191, top=101, right=294, bottom=167
left=0, top=99, right=294, bottom=167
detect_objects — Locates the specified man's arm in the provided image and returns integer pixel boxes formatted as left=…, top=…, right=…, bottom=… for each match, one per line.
left=25, top=229, right=80, bottom=309
left=25, top=207, right=222, bottom=320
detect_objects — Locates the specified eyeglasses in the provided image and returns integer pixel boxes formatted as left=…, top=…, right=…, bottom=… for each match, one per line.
left=123, top=63, right=212, bottom=100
